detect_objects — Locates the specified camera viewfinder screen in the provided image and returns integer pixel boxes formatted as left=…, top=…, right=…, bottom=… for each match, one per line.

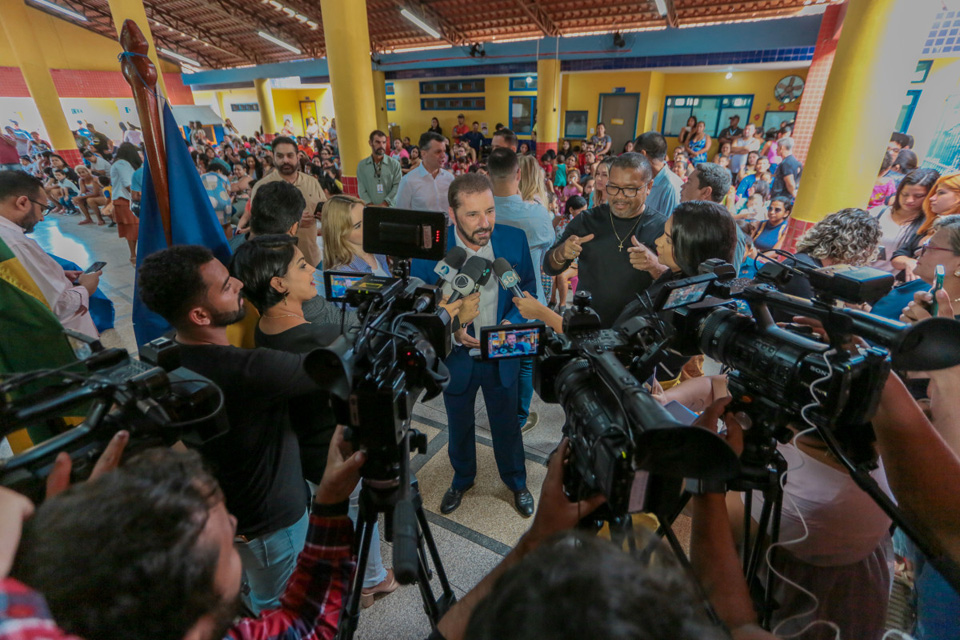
left=485, top=327, right=541, bottom=359
left=663, top=281, right=710, bottom=310
left=325, top=272, right=365, bottom=303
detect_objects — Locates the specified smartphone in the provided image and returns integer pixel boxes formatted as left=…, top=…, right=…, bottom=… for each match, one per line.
left=83, top=261, right=106, bottom=274
left=313, top=200, right=324, bottom=221
left=931, top=264, right=946, bottom=316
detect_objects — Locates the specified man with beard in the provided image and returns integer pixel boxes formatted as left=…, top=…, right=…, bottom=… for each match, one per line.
left=0, top=172, right=99, bottom=338
left=543, top=153, right=666, bottom=327
left=356, top=129, right=402, bottom=206
left=137, top=245, right=333, bottom=613
left=411, top=174, right=538, bottom=517
left=242, top=136, right=322, bottom=268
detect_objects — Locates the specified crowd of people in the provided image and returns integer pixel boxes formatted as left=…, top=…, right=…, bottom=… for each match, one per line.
left=1, top=105, right=959, bottom=640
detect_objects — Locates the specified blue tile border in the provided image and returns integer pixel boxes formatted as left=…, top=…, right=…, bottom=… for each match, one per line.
left=383, top=47, right=813, bottom=80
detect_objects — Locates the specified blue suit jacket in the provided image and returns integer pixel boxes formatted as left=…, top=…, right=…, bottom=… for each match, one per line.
left=411, top=224, right=537, bottom=394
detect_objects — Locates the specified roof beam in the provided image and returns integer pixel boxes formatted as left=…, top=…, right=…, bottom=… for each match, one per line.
left=199, top=0, right=322, bottom=58
left=394, top=1, right=466, bottom=46
left=665, top=0, right=679, bottom=28
left=514, top=0, right=560, bottom=37
left=143, top=2, right=258, bottom=66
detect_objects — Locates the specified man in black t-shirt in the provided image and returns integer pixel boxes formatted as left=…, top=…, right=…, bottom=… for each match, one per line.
left=771, top=136, right=802, bottom=199
left=543, top=153, right=666, bottom=327
left=462, top=121, right=485, bottom=156
left=138, top=244, right=326, bottom=614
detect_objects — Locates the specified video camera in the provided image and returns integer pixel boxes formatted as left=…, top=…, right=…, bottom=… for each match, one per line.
left=310, top=207, right=455, bottom=487
left=500, top=292, right=742, bottom=526
left=0, top=336, right=227, bottom=503
left=635, top=257, right=960, bottom=466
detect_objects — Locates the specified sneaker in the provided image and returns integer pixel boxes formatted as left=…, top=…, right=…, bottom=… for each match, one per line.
left=521, top=412, right=539, bottom=433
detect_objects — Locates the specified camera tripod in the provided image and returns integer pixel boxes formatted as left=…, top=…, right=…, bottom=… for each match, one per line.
left=336, top=430, right=457, bottom=640
left=653, top=429, right=790, bottom=629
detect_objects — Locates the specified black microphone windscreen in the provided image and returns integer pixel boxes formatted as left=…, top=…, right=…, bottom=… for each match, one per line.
left=492, top=257, right=514, bottom=278
left=459, top=256, right=489, bottom=281
left=445, top=246, right=467, bottom=269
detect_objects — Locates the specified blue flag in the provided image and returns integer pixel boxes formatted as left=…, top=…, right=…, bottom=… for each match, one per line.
left=132, top=102, right=232, bottom=347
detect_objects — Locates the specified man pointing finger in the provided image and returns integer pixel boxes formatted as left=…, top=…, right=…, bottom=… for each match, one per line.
left=544, top=153, right=667, bottom=327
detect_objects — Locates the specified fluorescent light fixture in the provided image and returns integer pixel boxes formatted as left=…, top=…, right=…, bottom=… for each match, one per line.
left=400, top=8, right=442, bottom=39
left=32, top=0, right=88, bottom=21
left=181, top=64, right=200, bottom=74
left=307, top=20, right=319, bottom=29
left=725, top=72, right=733, bottom=79
left=258, top=31, right=302, bottom=54
left=654, top=0, right=668, bottom=16
left=159, top=47, right=199, bottom=66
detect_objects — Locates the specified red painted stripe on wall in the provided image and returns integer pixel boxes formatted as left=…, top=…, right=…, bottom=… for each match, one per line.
left=1, top=66, right=194, bottom=104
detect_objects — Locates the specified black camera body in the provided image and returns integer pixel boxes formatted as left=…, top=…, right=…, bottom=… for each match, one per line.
left=534, top=291, right=740, bottom=520
left=0, top=337, right=227, bottom=502
left=308, top=208, right=454, bottom=487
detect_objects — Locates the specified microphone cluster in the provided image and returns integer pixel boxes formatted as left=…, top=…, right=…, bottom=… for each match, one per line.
left=432, top=247, right=526, bottom=302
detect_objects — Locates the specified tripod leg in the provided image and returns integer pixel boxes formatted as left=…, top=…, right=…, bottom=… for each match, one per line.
left=415, top=500, right=457, bottom=620
left=761, top=483, right=784, bottom=629
left=746, top=489, right=773, bottom=586
left=337, top=512, right=376, bottom=640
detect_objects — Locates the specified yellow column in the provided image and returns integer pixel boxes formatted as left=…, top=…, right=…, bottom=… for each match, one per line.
left=216, top=91, right=227, bottom=120
left=0, top=0, right=80, bottom=165
left=536, top=58, right=561, bottom=156
left=791, top=0, right=937, bottom=227
left=254, top=78, right=278, bottom=137
left=105, top=0, right=168, bottom=98
left=372, top=70, right=389, bottom=136
left=319, top=0, right=378, bottom=196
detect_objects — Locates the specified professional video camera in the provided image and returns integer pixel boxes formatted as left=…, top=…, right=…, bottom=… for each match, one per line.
left=309, top=207, right=460, bottom=640
left=0, top=336, right=227, bottom=503
left=627, top=254, right=960, bottom=604
left=477, top=283, right=741, bottom=532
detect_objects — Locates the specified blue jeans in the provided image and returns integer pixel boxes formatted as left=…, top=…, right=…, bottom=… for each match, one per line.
left=348, top=482, right=389, bottom=589
left=235, top=508, right=310, bottom=614
left=517, top=358, right=534, bottom=428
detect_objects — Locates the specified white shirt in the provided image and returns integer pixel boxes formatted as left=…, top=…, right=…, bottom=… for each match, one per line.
left=90, top=155, right=111, bottom=173
left=0, top=216, right=99, bottom=339
left=395, top=163, right=455, bottom=213
left=443, top=231, right=499, bottom=333
left=730, top=136, right=761, bottom=175
left=110, top=159, right=135, bottom=201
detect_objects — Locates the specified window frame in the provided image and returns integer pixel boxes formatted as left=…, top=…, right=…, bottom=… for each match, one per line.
left=509, top=96, right=537, bottom=135
left=509, top=75, right=537, bottom=91
left=563, top=110, right=589, bottom=139
left=660, top=94, right=754, bottom=138
left=419, top=79, right=485, bottom=94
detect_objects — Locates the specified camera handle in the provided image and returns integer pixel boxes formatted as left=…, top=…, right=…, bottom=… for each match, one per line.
left=336, top=431, right=456, bottom=640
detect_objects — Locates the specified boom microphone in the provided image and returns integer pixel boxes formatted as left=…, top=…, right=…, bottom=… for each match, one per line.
left=433, top=246, right=467, bottom=286
left=492, top=257, right=525, bottom=299
left=448, top=256, right=489, bottom=303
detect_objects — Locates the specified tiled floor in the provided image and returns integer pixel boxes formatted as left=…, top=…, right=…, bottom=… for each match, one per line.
left=32, top=213, right=691, bottom=640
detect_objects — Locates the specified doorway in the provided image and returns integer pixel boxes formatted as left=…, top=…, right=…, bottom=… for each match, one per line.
left=598, top=93, right=640, bottom=153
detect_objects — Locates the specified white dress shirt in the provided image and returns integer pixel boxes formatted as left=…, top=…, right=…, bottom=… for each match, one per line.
left=0, top=216, right=99, bottom=339
left=395, top=163, right=455, bottom=213
left=443, top=231, right=499, bottom=334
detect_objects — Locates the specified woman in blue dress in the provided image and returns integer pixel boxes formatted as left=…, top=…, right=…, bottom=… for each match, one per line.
left=752, top=196, right=792, bottom=254
left=684, top=120, right=711, bottom=165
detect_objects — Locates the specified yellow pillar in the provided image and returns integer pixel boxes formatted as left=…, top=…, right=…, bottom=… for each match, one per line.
left=216, top=91, right=227, bottom=120
left=372, top=70, right=389, bottom=136
left=791, top=0, right=937, bottom=226
left=254, top=78, right=278, bottom=136
left=105, top=0, right=168, bottom=98
left=0, top=0, right=80, bottom=165
left=319, top=0, right=378, bottom=195
left=536, top=58, right=561, bottom=156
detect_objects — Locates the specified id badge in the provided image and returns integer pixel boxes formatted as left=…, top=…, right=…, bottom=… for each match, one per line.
left=376, top=183, right=384, bottom=193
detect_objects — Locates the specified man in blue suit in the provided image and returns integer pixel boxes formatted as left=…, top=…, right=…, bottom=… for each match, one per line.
left=411, top=173, right=538, bottom=517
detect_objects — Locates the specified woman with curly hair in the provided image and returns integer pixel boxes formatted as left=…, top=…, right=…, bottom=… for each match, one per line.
left=780, top=207, right=881, bottom=301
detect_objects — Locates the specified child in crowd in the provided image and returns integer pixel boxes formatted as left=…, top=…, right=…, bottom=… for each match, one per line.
left=581, top=176, right=595, bottom=203
left=735, top=192, right=768, bottom=222
left=53, top=169, right=80, bottom=215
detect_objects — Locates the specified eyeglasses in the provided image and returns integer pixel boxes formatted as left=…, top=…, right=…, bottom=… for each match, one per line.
left=918, top=243, right=955, bottom=257
left=29, top=199, right=53, bottom=213
left=605, top=184, right=640, bottom=198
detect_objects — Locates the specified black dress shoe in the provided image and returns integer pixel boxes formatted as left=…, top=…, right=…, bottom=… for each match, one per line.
left=440, top=484, right=473, bottom=514
left=513, top=489, right=534, bottom=517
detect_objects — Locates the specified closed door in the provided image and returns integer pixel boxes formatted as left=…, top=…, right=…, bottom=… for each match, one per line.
left=598, top=93, right=640, bottom=153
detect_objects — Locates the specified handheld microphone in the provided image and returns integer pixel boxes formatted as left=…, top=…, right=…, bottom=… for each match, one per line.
left=433, top=246, right=467, bottom=286
left=448, top=256, right=489, bottom=303
left=492, top=257, right=525, bottom=299
left=473, top=260, right=493, bottom=292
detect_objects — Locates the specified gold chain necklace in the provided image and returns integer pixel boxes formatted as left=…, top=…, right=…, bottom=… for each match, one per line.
left=609, top=208, right=644, bottom=252
left=263, top=311, right=304, bottom=319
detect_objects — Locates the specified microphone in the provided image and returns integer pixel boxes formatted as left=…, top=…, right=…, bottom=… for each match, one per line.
left=492, top=257, right=525, bottom=299
left=473, top=260, right=493, bottom=292
left=433, top=246, right=467, bottom=286
left=448, top=256, right=489, bottom=303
